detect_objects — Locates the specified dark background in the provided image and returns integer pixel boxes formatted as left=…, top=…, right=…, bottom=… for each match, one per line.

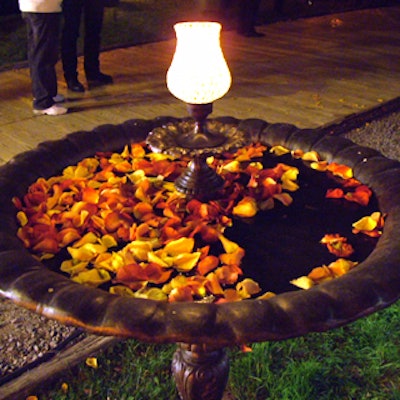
left=1, top=0, right=397, bottom=17
left=0, top=0, right=19, bottom=16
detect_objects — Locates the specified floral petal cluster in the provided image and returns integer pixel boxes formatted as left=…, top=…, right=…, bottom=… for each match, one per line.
left=13, top=141, right=383, bottom=301
left=13, top=142, right=301, bottom=302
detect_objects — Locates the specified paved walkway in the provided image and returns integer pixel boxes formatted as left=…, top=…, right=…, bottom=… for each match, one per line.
left=1, top=5, right=400, bottom=165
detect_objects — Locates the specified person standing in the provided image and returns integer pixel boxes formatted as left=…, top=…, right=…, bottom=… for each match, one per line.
left=61, top=0, right=113, bottom=92
left=237, top=0, right=264, bottom=37
left=219, top=0, right=264, bottom=38
left=18, top=0, right=68, bottom=116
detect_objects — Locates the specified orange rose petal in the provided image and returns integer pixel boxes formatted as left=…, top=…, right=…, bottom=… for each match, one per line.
left=327, top=162, right=353, bottom=179
left=326, top=241, right=354, bottom=258
left=219, top=247, right=245, bottom=266
left=82, top=187, right=100, bottom=204
left=328, top=258, right=358, bottom=277
left=326, top=188, right=344, bottom=199
left=104, top=211, right=122, bottom=232
left=133, top=202, right=154, bottom=219
left=223, top=288, right=242, bottom=302
left=131, top=143, right=146, bottom=158
left=200, top=225, right=220, bottom=243
left=308, top=265, right=333, bottom=282
left=169, top=286, right=193, bottom=302
left=33, top=237, right=59, bottom=254
left=197, top=255, right=220, bottom=275
left=215, top=265, right=242, bottom=285
left=344, top=185, right=372, bottom=206
left=205, top=272, right=224, bottom=295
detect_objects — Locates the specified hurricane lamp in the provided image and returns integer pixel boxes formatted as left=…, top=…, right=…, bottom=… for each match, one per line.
left=147, top=21, right=245, bottom=198
left=167, top=21, right=231, bottom=148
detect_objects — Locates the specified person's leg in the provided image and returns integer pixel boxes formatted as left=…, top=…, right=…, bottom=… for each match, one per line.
left=273, top=0, right=284, bottom=17
left=83, top=0, right=113, bottom=86
left=250, top=0, right=262, bottom=29
left=218, top=0, right=233, bottom=27
left=23, top=12, right=63, bottom=111
left=83, top=0, right=102, bottom=77
left=237, top=0, right=249, bottom=34
left=237, top=0, right=263, bottom=37
left=61, top=0, right=85, bottom=91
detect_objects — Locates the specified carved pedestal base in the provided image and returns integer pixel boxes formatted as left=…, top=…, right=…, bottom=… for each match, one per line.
left=172, top=343, right=230, bottom=400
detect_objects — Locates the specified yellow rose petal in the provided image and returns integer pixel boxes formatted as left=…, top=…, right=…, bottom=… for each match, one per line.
left=165, top=237, right=195, bottom=256
left=85, top=357, right=98, bottom=369
left=270, top=145, right=290, bottom=156
left=290, top=276, right=314, bottom=290
left=173, top=252, right=201, bottom=272
left=232, top=196, right=258, bottom=218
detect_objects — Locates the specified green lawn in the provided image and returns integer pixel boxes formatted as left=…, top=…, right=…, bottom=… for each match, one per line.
left=31, top=301, right=400, bottom=399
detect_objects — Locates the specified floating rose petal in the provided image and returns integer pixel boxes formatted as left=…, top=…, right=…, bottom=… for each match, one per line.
left=326, top=188, right=344, bottom=199
left=72, top=268, right=111, bottom=286
left=232, top=196, right=258, bottom=218
left=344, top=185, right=372, bottom=206
left=352, top=211, right=384, bottom=237
left=320, top=233, right=354, bottom=258
left=236, top=278, right=261, bottom=299
left=327, top=162, right=353, bottom=179
left=270, top=145, right=290, bottom=156
left=174, top=252, right=201, bottom=272
left=197, top=255, right=220, bottom=275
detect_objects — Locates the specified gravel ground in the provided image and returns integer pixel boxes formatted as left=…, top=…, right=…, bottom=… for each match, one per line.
left=0, top=109, right=398, bottom=385
left=343, top=111, right=400, bottom=161
left=0, top=297, right=82, bottom=381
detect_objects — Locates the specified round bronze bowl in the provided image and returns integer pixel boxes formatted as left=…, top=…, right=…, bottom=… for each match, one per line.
left=0, top=116, right=399, bottom=347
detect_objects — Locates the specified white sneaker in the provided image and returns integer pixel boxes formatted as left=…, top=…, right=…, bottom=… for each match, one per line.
left=33, top=104, right=68, bottom=116
left=53, top=94, right=65, bottom=103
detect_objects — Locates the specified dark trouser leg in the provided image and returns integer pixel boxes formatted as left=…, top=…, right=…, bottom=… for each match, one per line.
left=61, top=0, right=83, bottom=81
left=83, top=0, right=105, bottom=78
left=23, top=12, right=60, bottom=110
left=274, top=0, right=284, bottom=16
left=218, top=0, right=231, bottom=22
left=237, top=0, right=261, bottom=34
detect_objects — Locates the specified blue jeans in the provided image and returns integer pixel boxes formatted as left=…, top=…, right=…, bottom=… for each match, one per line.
left=23, top=12, right=60, bottom=110
left=61, top=0, right=105, bottom=80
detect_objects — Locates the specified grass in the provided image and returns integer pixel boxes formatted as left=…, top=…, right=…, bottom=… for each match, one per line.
left=32, top=301, right=400, bottom=399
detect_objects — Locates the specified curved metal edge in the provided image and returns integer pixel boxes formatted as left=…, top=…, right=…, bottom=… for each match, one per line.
left=0, top=117, right=399, bottom=346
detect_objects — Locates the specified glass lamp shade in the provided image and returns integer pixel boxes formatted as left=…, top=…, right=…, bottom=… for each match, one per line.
left=166, top=21, right=232, bottom=105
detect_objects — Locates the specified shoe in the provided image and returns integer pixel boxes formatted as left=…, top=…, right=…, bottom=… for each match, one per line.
left=238, top=30, right=265, bottom=38
left=33, top=104, right=68, bottom=116
left=86, top=72, right=113, bottom=88
left=53, top=94, right=65, bottom=103
left=66, top=78, right=85, bottom=92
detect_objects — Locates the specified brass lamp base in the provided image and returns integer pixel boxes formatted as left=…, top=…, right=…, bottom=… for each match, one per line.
left=146, top=104, right=247, bottom=199
left=174, top=155, right=224, bottom=199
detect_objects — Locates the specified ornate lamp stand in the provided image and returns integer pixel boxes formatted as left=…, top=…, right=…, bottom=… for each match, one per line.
left=147, top=21, right=244, bottom=398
